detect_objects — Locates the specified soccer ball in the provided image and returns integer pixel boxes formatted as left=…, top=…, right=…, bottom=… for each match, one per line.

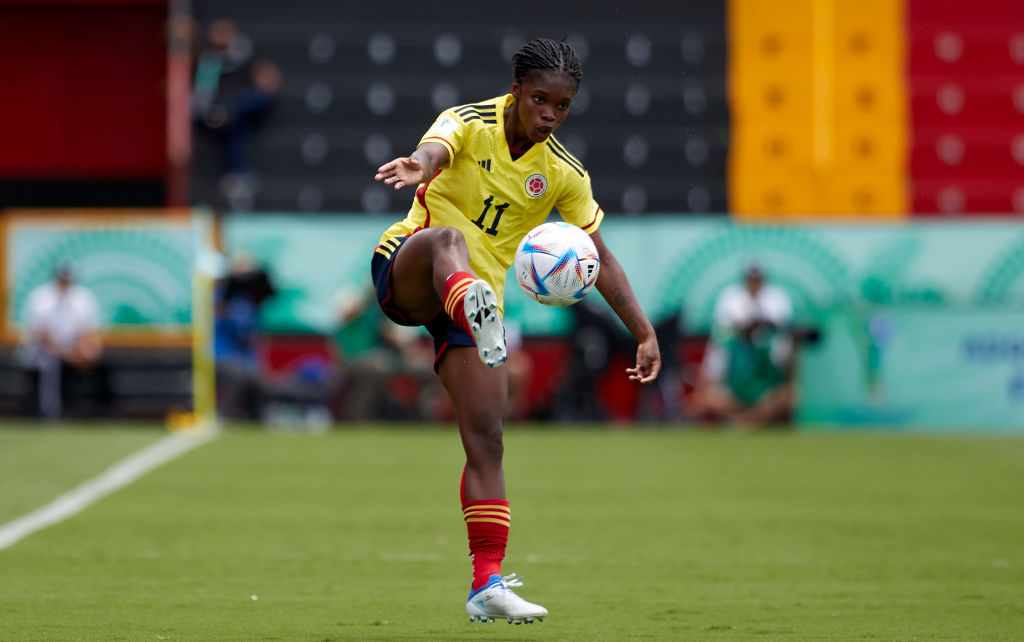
left=514, top=221, right=600, bottom=306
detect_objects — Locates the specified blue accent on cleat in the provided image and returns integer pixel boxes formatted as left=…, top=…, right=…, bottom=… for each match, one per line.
left=465, top=573, right=547, bottom=623
left=467, top=573, right=504, bottom=601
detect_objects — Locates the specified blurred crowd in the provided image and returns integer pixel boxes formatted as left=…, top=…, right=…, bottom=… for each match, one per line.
left=205, top=254, right=815, bottom=429
left=1, top=244, right=820, bottom=430
left=2, top=250, right=820, bottom=429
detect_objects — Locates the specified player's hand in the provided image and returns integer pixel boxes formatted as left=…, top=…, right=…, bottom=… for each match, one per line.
left=627, top=337, right=661, bottom=384
left=375, top=156, right=425, bottom=190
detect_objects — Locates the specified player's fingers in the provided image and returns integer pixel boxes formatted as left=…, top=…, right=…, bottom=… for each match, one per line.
left=378, top=157, right=414, bottom=175
left=626, top=365, right=659, bottom=384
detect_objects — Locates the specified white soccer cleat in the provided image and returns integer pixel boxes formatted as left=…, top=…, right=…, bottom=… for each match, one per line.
left=466, top=573, right=547, bottom=624
left=463, top=279, right=506, bottom=368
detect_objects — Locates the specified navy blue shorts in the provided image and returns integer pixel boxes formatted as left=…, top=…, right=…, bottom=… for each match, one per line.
left=371, top=234, right=475, bottom=370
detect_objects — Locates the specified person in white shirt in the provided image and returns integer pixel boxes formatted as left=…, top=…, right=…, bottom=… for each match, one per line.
left=21, top=264, right=104, bottom=419
left=690, top=262, right=795, bottom=427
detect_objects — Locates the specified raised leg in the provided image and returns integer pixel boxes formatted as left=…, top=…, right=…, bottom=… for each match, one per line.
left=388, top=227, right=474, bottom=325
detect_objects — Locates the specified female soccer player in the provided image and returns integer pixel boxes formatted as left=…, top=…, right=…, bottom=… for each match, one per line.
left=372, top=38, right=661, bottom=624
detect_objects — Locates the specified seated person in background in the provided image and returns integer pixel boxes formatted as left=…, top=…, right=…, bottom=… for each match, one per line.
left=330, top=282, right=437, bottom=422
left=20, top=263, right=107, bottom=419
left=215, top=253, right=275, bottom=420
left=690, top=262, right=794, bottom=428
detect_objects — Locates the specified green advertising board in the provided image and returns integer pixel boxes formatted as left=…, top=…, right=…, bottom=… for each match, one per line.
left=4, top=212, right=198, bottom=337
left=223, top=214, right=1024, bottom=333
left=798, top=308, right=1024, bottom=430
left=220, top=214, right=578, bottom=335
left=220, top=214, right=386, bottom=333
left=222, top=213, right=1024, bottom=430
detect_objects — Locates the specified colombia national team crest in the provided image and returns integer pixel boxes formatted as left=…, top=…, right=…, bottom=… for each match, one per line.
left=525, top=174, right=547, bottom=197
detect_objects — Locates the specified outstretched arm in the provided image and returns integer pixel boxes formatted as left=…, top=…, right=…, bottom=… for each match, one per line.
left=590, top=230, right=661, bottom=384
left=374, top=142, right=449, bottom=190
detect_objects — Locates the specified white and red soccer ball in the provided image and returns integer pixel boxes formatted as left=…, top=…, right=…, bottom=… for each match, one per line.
left=514, top=221, right=600, bottom=306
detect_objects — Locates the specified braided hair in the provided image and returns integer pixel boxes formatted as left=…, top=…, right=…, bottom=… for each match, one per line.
left=512, top=38, right=583, bottom=89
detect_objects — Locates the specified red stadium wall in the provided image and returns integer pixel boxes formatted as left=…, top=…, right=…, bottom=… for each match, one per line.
left=906, top=0, right=1024, bottom=216
left=0, top=1, right=167, bottom=180
left=729, top=0, right=1024, bottom=217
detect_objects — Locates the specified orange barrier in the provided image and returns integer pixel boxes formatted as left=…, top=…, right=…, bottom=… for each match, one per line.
left=729, top=0, right=907, bottom=219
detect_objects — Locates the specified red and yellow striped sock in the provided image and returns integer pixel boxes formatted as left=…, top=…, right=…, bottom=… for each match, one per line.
left=443, top=271, right=476, bottom=335
left=462, top=499, right=510, bottom=591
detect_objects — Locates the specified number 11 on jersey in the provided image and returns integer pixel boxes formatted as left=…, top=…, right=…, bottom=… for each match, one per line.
left=473, top=195, right=509, bottom=236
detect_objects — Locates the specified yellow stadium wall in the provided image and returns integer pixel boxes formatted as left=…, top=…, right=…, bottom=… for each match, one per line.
left=728, top=0, right=908, bottom=219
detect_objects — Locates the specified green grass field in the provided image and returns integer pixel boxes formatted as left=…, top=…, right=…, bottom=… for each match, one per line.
left=1, top=423, right=1022, bottom=641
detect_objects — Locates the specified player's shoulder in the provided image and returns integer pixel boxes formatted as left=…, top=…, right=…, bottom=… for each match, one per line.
left=543, top=135, right=588, bottom=180
left=448, top=96, right=503, bottom=126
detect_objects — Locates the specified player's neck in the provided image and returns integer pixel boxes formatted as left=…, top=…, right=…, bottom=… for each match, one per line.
left=503, top=104, right=534, bottom=154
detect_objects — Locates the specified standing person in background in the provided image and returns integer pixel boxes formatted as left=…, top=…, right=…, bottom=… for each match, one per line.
left=372, top=38, right=660, bottom=624
left=690, top=262, right=795, bottom=428
left=191, top=18, right=282, bottom=207
left=20, top=263, right=106, bottom=419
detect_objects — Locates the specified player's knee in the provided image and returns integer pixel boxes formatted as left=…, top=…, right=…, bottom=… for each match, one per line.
left=434, top=226, right=467, bottom=250
left=467, top=420, right=504, bottom=463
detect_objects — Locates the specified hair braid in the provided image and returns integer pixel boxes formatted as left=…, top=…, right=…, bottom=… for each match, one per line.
left=512, top=38, right=583, bottom=88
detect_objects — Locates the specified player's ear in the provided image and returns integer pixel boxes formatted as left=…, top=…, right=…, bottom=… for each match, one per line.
left=511, top=82, right=520, bottom=100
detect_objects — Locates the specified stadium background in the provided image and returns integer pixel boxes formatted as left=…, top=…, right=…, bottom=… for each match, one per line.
left=1, top=3, right=1023, bottom=641
left=0, top=0, right=1022, bottom=429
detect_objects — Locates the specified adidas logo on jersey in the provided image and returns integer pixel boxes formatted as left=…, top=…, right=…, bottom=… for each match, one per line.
left=478, top=160, right=492, bottom=172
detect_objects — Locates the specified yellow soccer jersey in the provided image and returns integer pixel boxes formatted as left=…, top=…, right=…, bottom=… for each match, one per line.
left=378, top=94, right=603, bottom=311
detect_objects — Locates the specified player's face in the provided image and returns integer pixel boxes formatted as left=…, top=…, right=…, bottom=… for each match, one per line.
left=511, top=70, right=577, bottom=144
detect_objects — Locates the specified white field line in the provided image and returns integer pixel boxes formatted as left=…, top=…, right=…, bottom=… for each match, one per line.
left=0, top=430, right=216, bottom=551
